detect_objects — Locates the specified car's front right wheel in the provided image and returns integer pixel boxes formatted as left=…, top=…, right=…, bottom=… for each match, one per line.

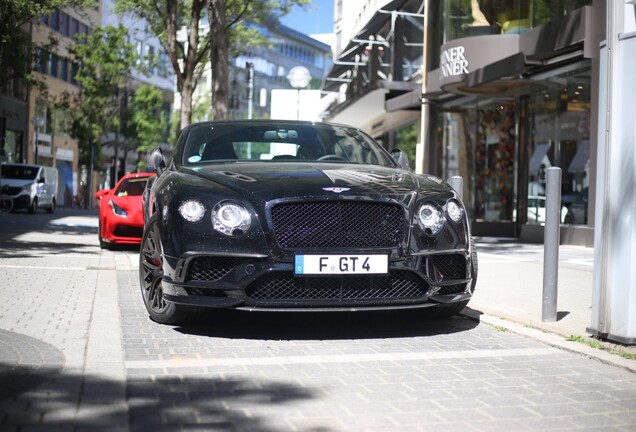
left=139, top=214, right=191, bottom=325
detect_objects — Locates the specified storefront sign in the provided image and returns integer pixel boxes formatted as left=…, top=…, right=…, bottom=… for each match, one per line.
left=56, top=147, right=74, bottom=161
left=440, top=46, right=469, bottom=78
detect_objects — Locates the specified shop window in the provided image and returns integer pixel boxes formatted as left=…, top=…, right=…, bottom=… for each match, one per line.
left=1, top=130, right=23, bottom=163
left=438, top=99, right=517, bottom=224
left=528, top=63, right=591, bottom=225
left=443, top=0, right=591, bottom=41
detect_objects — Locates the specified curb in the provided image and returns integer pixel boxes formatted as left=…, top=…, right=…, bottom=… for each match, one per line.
left=461, top=307, right=636, bottom=374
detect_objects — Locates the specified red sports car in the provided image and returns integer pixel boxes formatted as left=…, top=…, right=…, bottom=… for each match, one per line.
left=96, top=172, right=155, bottom=248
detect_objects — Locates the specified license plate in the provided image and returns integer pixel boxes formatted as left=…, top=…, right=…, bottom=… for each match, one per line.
left=294, top=254, right=388, bottom=275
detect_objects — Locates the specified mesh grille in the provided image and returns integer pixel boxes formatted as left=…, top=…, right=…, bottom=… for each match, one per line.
left=430, top=254, right=467, bottom=279
left=113, top=225, right=143, bottom=238
left=1, top=186, right=21, bottom=195
left=187, top=256, right=243, bottom=281
left=246, top=271, right=426, bottom=302
left=271, top=201, right=404, bottom=249
left=438, top=284, right=468, bottom=295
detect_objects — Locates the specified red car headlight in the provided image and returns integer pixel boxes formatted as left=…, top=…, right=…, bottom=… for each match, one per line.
left=109, top=200, right=128, bottom=218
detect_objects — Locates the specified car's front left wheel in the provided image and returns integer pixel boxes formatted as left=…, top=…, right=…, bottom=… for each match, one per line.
left=139, top=214, right=192, bottom=325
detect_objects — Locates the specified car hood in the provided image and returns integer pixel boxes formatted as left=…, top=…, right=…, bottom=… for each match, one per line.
left=180, top=163, right=450, bottom=202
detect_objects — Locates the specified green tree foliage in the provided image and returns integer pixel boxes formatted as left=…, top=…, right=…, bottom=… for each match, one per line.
left=114, top=0, right=310, bottom=127
left=130, top=84, right=164, bottom=153
left=66, top=24, right=137, bottom=166
left=0, top=0, right=96, bottom=87
left=397, top=122, right=418, bottom=171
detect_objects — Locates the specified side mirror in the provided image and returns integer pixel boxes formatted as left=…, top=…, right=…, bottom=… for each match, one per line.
left=148, top=148, right=166, bottom=176
left=95, top=189, right=111, bottom=200
left=391, top=148, right=410, bottom=171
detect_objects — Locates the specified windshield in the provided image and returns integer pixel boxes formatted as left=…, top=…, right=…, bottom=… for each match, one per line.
left=114, top=177, right=149, bottom=197
left=180, top=122, right=396, bottom=167
left=1, top=165, right=39, bottom=180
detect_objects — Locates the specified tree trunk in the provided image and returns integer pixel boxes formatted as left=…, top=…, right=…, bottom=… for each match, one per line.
left=209, top=0, right=229, bottom=120
left=180, top=75, right=194, bottom=129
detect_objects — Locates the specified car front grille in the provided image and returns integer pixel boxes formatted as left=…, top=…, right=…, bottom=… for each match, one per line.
left=187, top=256, right=244, bottom=281
left=270, top=201, right=404, bottom=249
left=437, top=284, right=468, bottom=295
left=429, top=254, right=467, bottom=279
left=245, top=270, right=426, bottom=303
left=113, top=225, right=143, bottom=238
left=1, top=186, right=21, bottom=195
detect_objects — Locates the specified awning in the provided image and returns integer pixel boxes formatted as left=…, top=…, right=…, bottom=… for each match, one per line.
left=529, top=143, right=551, bottom=175
left=568, top=140, right=590, bottom=173
left=444, top=52, right=533, bottom=96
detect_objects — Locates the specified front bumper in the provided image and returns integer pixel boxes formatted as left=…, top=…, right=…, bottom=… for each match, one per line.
left=160, top=252, right=475, bottom=311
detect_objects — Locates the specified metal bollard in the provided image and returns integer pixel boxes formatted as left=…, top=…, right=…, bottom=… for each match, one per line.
left=542, top=167, right=561, bottom=322
left=448, top=176, right=463, bottom=200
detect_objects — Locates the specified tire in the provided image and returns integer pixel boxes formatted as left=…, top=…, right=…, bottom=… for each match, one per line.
left=98, top=219, right=109, bottom=250
left=47, top=198, right=56, bottom=214
left=139, top=214, right=193, bottom=325
left=28, top=198, right=37, bottom=214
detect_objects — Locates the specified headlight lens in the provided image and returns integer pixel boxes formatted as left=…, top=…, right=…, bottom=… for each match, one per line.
left=179, top=199, right=205, bottom=222
left=212, top=202, right=251, bottom=236
left=417, top=203, right=444, bottom=235
left=446, top=200, right=464, bottom=223
left=108, top=200, right=127, bottom=217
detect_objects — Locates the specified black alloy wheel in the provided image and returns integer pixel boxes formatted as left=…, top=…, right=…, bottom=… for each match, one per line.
left=139, top=215, right=189, bottom=324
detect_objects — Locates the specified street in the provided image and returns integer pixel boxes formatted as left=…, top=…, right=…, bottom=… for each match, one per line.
left=1, top=209, right=635, bottom=431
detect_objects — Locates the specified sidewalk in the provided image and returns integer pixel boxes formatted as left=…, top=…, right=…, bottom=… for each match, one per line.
left=465, top=237, right=636, bottom=371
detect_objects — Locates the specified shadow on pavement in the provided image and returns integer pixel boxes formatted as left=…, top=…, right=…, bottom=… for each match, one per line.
left=175, top=308, right=479, bottom=341
left=0, top=366, right=314, bottom=431
left=0, top=209, right=99, bottom=258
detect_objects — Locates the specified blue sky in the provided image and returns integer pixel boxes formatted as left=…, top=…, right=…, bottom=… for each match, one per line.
left=281, top=0, right=335, bottom=35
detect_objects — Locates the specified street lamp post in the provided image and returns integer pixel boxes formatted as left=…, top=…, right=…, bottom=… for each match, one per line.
left=31, top=116, right=44, bottom=164
left=286, top=66, right=311, bottom=120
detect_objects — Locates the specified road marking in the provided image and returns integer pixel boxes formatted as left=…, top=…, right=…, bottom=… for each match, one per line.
left=125, top=347, right=558, bottom=370
left=0, top=264, right=87, bottom=271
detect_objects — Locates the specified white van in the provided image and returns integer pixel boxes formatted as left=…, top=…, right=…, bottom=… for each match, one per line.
left=0, top=163, right=59, bottom=213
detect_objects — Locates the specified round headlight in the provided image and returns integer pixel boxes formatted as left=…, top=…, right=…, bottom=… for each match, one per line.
left=213, top=202, right=251, bottom=236
left=446, top=200, right=464, bottom=223
left=179, top=199, right=205, bottom=222
left=417, top=203, right=444, bottom=235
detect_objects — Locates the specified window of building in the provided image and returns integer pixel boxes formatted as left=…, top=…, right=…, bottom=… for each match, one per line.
left=50, top=9, right=59, bottom=31
left=437, top=98, right=517, bottom=225
left=527, top=62, right=592, bottom=225
left=59, top=12, right=69, bottom=37
left=442, top=0, right=592, bottom=42
left=60, top=57, right=69, bottom=81
left=49, top=54, right=59, bottom=78
left=70, top=18, right=79, bottom=36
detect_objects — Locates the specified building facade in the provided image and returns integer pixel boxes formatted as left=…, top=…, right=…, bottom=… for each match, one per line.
left=0, top=6, right=100, bottom=208
left=100, top=0, right=175, bottom=189
left=324, top=0, right=605, bottom=246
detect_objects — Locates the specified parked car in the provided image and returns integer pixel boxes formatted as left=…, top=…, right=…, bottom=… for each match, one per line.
left=140, top=120, right=478, bottom=324
left=96, top=172, right=155, bottom=249
left=526, top=195, right=570, bottom=225
left=0, top=163, right=58, bottom=213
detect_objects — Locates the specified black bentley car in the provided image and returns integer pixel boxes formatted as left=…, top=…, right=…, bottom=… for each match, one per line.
left=140, top=120, right=477, bottom=324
